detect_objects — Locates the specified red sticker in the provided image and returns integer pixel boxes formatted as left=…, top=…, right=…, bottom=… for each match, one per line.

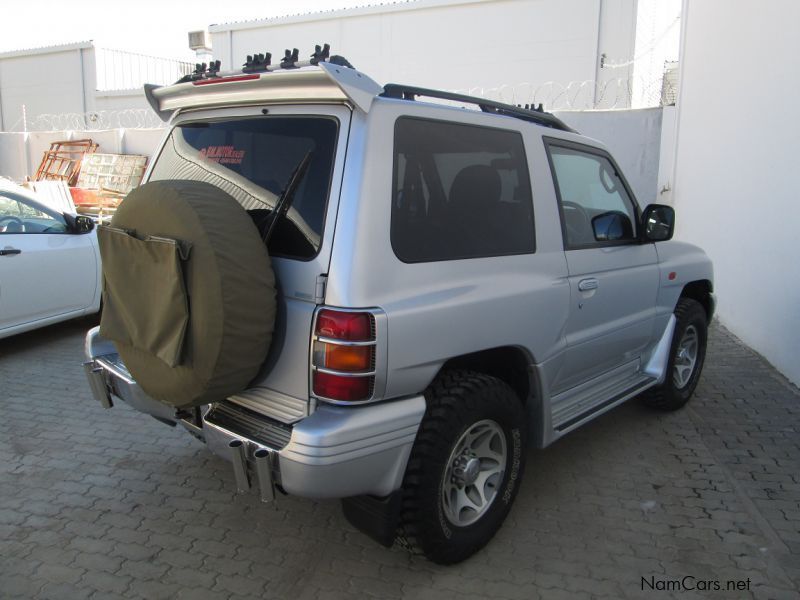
left=199, top=145, right=245, bottom=165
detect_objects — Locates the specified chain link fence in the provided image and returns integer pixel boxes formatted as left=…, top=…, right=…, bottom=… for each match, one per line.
left=95, top=48, right=193, bottom=91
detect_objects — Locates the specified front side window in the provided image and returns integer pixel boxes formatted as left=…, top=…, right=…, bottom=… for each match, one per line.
left=150, top=116, right=339, bottom=260
left=392, top=117, right=535, bottom=262
left=546, top=142, right=638, bottom=249
left=0, top=193, right=67, bottom=234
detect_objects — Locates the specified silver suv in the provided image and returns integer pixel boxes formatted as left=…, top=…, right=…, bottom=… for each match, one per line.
left=84, top=49, right=714, bottom=564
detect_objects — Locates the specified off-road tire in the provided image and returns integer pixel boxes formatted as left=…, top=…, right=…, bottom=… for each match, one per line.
left=642, top=298, right=708, bottom=411
left=398, top=370, right=527, bottom=564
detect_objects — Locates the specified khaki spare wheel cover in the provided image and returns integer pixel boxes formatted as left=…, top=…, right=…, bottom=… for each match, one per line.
left=97, top=180, right=276, bottom=408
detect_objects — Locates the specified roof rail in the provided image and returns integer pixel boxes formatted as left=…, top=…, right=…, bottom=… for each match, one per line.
left=380, top=84, right=575, bottom=132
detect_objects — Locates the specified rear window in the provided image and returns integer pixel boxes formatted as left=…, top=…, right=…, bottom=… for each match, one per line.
left=392, top=117, right=534, bottom=263
left=150, top=116, right=338, bottom=260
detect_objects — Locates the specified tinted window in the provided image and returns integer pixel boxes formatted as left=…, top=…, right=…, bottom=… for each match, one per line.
left=150, top=116, right=338, bottom=259
left=547, top=143, right=637, bottom=248
left=392, top=117, right=534, bottom=262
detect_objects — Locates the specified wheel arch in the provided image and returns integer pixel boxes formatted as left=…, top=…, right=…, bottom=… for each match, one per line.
left=680, top=279, right=714, bottom=321
left=437, top=345, right=537, bottom=407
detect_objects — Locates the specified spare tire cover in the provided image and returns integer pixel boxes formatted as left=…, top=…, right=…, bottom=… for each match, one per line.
left=97, top=180, right=276, bottom=408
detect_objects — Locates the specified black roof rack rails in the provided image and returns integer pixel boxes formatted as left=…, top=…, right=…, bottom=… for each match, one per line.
left=380, top=84, right=575, bottom=132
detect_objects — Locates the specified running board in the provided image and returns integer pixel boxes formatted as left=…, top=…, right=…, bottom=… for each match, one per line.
left=554, top=377, right=656, bottom=434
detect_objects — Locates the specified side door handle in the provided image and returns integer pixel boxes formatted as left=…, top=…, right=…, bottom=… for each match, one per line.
left=0, top=247, right=22, bottom=256
left=578, top=278, right=599, bottom=292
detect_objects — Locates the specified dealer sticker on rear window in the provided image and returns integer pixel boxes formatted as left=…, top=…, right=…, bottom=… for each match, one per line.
left=199, top=146, right=245, bottom=165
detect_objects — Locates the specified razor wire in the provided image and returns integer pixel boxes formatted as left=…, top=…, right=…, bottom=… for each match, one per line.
left=8, top=67, right=677, bottom=133
left=452, top=71, right=676, bottom=111
left=8, top=109, right=166, bottom=132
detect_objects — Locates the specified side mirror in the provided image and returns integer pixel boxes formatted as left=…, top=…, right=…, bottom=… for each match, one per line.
left=71, top=215, right=95, bottom=234
left=641, top=204, right=674, bottom=242
left=592, top=211, right=633, bottom=242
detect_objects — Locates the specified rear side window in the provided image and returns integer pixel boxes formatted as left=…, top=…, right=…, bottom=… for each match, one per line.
left=392, top=117, right=534, bottom=262
left=150, top=116, right=338, bottom=260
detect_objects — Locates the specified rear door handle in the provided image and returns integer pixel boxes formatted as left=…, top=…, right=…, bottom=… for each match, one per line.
left=578, top=278, right=599, bottom=292
left=0, top=247, right=21, bottom=256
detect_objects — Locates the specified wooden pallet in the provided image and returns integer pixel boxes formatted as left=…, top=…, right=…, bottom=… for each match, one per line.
left=34, top=139, right=98, bottom=187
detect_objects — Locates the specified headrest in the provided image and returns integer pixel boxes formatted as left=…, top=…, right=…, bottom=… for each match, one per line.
left=448, top=164, right=502, bottom=212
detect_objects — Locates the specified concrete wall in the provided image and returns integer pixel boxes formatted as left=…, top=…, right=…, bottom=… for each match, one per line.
left=0, top=44, right=188, bottom=132
left=0, top=42, right=96, bottom=131
left=0, top=129, right=164, bottom=182
left=671, top=0, right=800, bottom=385
left=94, top=89, right=150, bottom=112
left=555, top=107, right=662, bottom=205
left=211, top=0, right=637, bottom=108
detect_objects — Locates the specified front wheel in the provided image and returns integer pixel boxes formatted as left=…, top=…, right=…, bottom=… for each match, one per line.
left=398, top=371, right=527, bottom=564
left=643, top=298, right=708, bottom=411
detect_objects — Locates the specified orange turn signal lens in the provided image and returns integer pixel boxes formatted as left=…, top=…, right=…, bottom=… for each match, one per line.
left=318, top=343, right=372, bottom=372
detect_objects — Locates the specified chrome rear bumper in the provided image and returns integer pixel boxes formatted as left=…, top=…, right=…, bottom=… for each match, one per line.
left=83, top=354, right=177, bottom=423
left=201, top=397, right=425, bottom=498
left=83, top=328, right=425, bottom=499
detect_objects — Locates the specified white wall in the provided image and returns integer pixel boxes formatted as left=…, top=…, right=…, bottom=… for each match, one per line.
left=0, top=133, right=29, bottom=181
left=94, top=89, right=150, bottom=112
left=0, top=129, right=163, bottom=181
left=0, top=42, right=96, bottom=131
left=672, top=0, right=800, bottom=385
left=0, top=44, right=184, bottom=132
left=555, top=107, right=662, bottom=205
left=211, top=0, right=637, bottom=108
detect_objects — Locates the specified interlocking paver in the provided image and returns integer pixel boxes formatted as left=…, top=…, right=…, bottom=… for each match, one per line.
left=1, top=319, right=799, bottom=599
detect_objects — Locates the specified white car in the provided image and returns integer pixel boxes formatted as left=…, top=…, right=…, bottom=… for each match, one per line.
left=0, top=181, right=101, bottom=339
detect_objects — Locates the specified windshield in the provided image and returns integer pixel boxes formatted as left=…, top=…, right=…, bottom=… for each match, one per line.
left=150, top=116, right=339, bottom=260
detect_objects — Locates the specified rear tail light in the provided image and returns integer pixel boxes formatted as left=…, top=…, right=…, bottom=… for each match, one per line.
left=312, top=309, right=376, bottom=402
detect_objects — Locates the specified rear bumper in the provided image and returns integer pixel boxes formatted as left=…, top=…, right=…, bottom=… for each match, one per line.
left=84, top=327, right=425, bottom=499
left=203, top=397, right=425, bottom=498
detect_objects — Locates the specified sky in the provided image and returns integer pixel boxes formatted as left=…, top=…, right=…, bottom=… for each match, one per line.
left=0, top=0, right=380, bottom=60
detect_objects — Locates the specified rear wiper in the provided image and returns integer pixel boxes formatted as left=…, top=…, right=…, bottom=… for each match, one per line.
left=262, top=150, right=314, bottom=245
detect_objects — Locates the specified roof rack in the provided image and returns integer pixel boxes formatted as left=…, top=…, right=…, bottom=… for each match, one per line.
left=380, top=84, right=574, bottom=132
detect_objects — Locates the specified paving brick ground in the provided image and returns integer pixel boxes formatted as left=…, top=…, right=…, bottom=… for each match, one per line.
left=1, top=319, right=798, bottom=599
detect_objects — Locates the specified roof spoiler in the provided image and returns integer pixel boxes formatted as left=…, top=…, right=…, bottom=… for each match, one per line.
left=145, top=61, right=383, bottom=122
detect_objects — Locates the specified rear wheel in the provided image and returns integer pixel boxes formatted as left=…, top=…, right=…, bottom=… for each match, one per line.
left=398, top=371, right=527, bottom=564
left=642, top=298, right=708, bottom=411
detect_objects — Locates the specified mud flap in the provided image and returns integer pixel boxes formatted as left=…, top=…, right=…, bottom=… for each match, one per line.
left=341, top=492, right=403, bottom=547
